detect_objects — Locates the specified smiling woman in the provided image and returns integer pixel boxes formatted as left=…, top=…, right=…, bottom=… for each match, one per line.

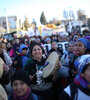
left=24, top=43, right=47, bottom=83
left=24, top=43, right=63, bottom=100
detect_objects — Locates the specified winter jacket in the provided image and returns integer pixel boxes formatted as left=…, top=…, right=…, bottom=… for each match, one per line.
left=3, top=50, right=12, bottom=65
left=59, top=51, right=78, bottom=78
left=9, top=43, right=20, bottom=58
left=12, top=44, right=29, bottom=70
left=24, top=57, right=63, bottom=100
left=58, top=83, right=90, bottom=100
left=0, top=50, right=12, bottom=85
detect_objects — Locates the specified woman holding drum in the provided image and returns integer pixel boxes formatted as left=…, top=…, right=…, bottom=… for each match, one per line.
left=24, top=43, right=62, bottom=100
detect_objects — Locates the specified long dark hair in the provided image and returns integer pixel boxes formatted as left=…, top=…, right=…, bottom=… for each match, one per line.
left=30, top=42, right=45, bottom=57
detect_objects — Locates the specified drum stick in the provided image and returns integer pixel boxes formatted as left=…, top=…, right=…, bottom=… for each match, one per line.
left=32, top=62, right=49, bottom=77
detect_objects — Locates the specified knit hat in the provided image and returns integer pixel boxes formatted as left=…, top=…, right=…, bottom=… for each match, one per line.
left=74, top=54, right=90, bottom=74
left=45, top=38, right=51, bottom=42
left=11, top=70, right=30, bottom=86
left=77, top=38, right=88, bottom=49
left=86, top=36, right=90, bottom=40
left=87, top=40, right=90, bottom=50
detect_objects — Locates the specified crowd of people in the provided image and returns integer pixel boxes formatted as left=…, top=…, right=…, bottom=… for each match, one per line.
left=0, top=31, right=90, bottom=100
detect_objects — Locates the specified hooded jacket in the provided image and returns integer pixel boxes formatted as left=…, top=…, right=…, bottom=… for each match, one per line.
left=13, top=44, right=29, bottom=70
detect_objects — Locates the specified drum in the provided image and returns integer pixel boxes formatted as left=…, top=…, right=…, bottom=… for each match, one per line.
left=0, top=84, right=8, bottom=100
left=42, top=51, right=59, bottom=80
left=30, top=52, right=60, bottom=91
left=0, top=58, right=4, bottom=78
left=30, top=82, right=53, bottom=91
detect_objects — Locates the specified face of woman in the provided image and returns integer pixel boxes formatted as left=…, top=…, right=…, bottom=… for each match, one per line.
left=75, top=41, right=86, bottom=55
left=52, top=42, right=57, bottom=50
left=32, top=45, right=43, bottom=61
left=7, top=43, right=11, bottom=48
left=68, top=44, right=74, bottom=52
left=12, top=80, right=29, bottom=96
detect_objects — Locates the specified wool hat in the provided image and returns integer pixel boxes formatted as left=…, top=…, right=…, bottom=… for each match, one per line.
left=11, top=70, right=30, bottom=86
left=86, top=36, right=90, bottom=40
left=77, top=38, right=88, bottom=49
left=87, top=40, right=90, bottom=50
left=74, top=54, right=90, bottom=74
left=45, top=38, right=51, bottom=42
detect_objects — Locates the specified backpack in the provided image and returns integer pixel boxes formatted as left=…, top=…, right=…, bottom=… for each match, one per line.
left=9, top=49, right=15, bottom=57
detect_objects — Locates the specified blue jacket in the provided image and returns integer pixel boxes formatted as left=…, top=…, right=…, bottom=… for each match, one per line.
left=13, top=44, right=29, bottom=70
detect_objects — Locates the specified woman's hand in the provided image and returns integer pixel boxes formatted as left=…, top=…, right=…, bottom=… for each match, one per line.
left=29, top=75, right=34, bottom=81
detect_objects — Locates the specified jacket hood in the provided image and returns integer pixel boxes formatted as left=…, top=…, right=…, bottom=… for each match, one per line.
left=19, top=44, right=28, bottom=54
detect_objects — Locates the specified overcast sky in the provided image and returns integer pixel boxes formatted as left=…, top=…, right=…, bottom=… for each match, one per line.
left=0, top=0, right=90, bottom=26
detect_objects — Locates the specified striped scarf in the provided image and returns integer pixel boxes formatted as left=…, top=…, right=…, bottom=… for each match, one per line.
left=74, top=74, right=90, bottom=88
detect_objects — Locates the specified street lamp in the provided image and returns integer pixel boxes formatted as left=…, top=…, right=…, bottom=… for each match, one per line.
left=4, top=8, right=9, bottom=33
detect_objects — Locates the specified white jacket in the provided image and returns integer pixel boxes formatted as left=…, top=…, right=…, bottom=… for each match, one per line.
left=64, top=85, right=90, bottom=100
left=3, top=50, right=12, bottom=65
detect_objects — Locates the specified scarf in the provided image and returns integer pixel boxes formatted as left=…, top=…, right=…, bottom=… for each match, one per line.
left=13, top=88, right=31, bottom=100
left=74, top=74, right=90, bottom=88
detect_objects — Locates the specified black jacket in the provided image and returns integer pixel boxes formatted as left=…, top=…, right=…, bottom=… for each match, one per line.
left=58, top=83, right=90, bottom=100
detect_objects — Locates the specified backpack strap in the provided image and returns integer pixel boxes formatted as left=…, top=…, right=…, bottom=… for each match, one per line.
left=64, top=53, right=67, bottom=59
left=70, top=83, right=78, bottom=100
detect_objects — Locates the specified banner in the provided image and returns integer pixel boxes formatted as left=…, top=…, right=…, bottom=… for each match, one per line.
left=43, top=42, right=68, bottom=54
left=40, top=25, right=68, bottom=37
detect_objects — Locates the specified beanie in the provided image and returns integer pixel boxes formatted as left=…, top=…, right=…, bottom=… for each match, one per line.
left=77, top=38, right=88, bottom=49
left=87, top=40, right=90, bottom=50
left=86, top=36, right=90, bottom=40
left=74, top=54, right=90, bottom=74
left=11, top=70, right=30, bottom=86
left=45, top=38, right=51, bottom=42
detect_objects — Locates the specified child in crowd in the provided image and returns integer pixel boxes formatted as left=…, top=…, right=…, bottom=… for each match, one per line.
left=8, top=70, right=38, bottom=100
left=12, top=44, right=29, bottom=70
